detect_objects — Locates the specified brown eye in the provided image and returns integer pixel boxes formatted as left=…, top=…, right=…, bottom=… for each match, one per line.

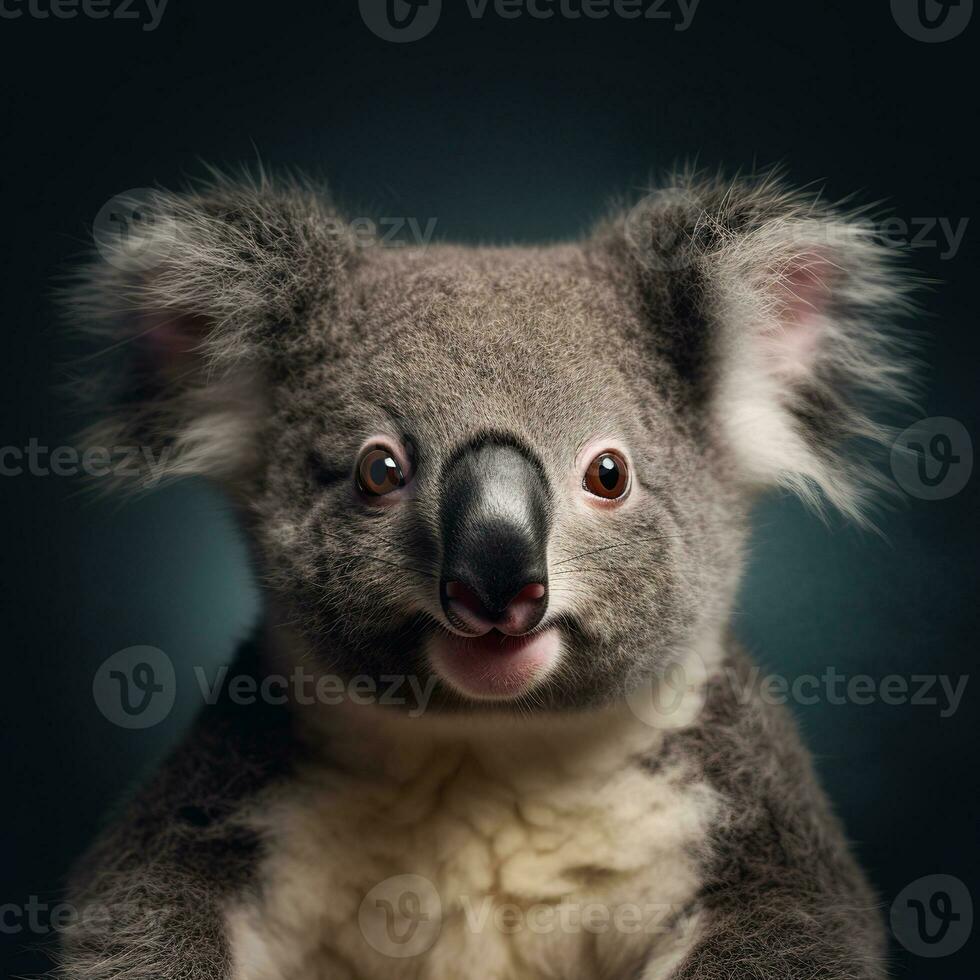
left=356, top=447, right=406, bottom=497
left=584, top=451, right=629, bottom=500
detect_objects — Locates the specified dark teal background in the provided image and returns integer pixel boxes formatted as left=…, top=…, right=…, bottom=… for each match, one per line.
left=2, top=1, right=977, bottom=976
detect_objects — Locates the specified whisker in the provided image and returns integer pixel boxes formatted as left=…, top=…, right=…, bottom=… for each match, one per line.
left=552, top=558, right=668, bottom=575
left=323, top=552, right=439, bottom=580
left=550, top=567, right=641, bottom=579
left=552, top=533, right=680, bottom=566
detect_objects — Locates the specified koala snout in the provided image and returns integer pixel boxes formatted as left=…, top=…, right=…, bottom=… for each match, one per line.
left=442, top=579, right=547, bottom=636
left=438, top=440, right=550, bottom=637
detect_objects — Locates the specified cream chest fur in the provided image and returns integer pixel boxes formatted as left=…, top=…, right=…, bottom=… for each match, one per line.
left=226, top=692, right=722, bottom=980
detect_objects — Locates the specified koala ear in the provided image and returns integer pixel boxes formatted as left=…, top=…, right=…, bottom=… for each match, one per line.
left=600, top=172, right=915, bottom=521
left=66, top=175, right=353, bottom=490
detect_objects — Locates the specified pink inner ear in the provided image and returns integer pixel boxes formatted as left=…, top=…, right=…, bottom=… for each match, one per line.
left=769, top=251, right=838, bottom=380
left=138, top=311, right=208, bottom=372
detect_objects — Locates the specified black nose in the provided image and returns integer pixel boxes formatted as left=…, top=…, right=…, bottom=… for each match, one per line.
left=439, top=440, right=550, bottom=636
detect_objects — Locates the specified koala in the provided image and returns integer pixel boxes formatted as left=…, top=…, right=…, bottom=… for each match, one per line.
left=59, top=169, right=912, bottom=980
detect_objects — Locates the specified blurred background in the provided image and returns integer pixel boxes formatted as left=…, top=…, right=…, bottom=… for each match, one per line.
left=2, top=0, right=977, bottom=976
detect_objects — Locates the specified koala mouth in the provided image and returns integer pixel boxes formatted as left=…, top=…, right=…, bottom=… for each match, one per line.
left=426, top=627, right=562, bottom=702
left=453, top=628, right=541, bottom=655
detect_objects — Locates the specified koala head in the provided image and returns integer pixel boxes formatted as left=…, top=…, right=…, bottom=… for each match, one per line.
left=70, top=172, right=910, bottom=714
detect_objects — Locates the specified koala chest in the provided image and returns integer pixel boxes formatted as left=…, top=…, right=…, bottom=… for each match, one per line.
left=226, top=720, right=719, bottom=980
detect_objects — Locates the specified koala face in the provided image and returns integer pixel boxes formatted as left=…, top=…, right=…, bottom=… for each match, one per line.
left=252, top=247, right=740, bottom=710
left=71, top=172, right=909, bottom=714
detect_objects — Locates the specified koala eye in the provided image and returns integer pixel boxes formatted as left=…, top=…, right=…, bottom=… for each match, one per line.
left=356, top=446, right=406, bottom=497
left=584, top=451, right=630, bottom=500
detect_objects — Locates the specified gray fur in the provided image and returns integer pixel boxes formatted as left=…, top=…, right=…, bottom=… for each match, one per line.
left=657, top=646, right=887, bottom=979
left=59, top=168, right=911, bottom=979
left=57, top=642, right=295, bottom=980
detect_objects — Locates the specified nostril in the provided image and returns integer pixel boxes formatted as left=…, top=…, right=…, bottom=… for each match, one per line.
left=441, top=579, right=547, bottom=637
left=441, top=579, right=495, bottom=636
left=514, top=583, right=546, bottom=603
left=498, top=582, right=548, bottom=636
left=444, top=580, right=486, bottom=616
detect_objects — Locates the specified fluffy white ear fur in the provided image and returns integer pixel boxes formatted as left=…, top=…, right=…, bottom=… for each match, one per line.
left=66, top=176, right=350, bottom=490
left=710, top=216, right=912, bottom=522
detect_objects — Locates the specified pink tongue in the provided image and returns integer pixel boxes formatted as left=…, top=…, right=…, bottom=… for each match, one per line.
left=428, top=629, right=561, bottom=701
